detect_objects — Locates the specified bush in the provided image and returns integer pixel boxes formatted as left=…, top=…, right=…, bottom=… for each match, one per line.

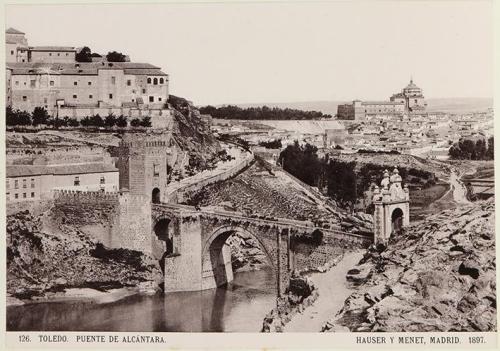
left=32, top=107, right=49, bottom=126
left=116, top=115, right=128, bottom=128
left=104, top=114, right=117, bottom=128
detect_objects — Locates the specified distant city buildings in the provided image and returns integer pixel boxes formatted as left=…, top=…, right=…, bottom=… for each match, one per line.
left=337, top=78, right=427, bottom=120
left=5, top=28, right=171, bottom=127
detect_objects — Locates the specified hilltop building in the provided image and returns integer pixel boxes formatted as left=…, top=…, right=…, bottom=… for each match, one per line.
left=337, top=78, right=427, bottom=120
left=5, top=28, right=171, bottom=128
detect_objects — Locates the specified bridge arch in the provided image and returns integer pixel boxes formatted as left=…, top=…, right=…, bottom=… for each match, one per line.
left=201, top=225, right=275, bottom=290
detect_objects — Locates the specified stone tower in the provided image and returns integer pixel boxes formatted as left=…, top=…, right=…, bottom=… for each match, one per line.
left=117, top=132, right=170, bottom=203
left=372, top=168, right=410, bottom=245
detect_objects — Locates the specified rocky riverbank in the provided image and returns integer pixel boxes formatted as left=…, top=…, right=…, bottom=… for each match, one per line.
left=323, top=199, right=496, bottom=332
left=227, top=232, right=268, bottom=272
left=7, top=210, right=163, bottom=304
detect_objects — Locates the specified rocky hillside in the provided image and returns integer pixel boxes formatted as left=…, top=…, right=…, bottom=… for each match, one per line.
left=168, top=95, right=223, bottom=171
left=7, top=210, right=162, bottom=301
left=323, top=199, right=496, bottom=332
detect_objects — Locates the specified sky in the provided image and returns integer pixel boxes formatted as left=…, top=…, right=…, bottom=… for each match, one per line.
left=5, top=1, right=494, bottom=106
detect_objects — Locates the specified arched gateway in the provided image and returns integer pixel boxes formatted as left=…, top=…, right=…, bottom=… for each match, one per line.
left=372, top=168, right=410, bottom=245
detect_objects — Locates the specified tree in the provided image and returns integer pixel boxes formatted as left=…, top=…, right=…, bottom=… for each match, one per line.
left=32, top=107, right=49, bottom=126
left=130, top=118, right=142, bottom=127
left=104, top=114, right=117, bottom=128
left=76, top=46, right=92, bottom=62
left=278, top=141, right=321, bottom=186
left=89, top=114, right=104, bottom=127
left=486, top=136, right=494, bottom=160
left=116, top=115, right=128, bottom=128
left=106, top=51, right=127, bottom=62
left=140, top=116, right=152, bottom=127
left=67, top=118, right=80, bottom=127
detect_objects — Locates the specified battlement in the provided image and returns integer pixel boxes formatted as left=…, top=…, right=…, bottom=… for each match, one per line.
left=51, top=189, right=149, bottom=204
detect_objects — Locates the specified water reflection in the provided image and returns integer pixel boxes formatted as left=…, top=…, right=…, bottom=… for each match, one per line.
left=7, top=268, right=276, bottom=332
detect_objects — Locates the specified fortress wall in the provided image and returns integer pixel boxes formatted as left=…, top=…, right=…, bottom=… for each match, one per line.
left=52, top=190, right=153, bottom=254
left=167, top=152, right=254, bottom=203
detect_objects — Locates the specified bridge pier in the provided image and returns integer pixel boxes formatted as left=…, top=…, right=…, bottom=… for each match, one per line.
left=164, top=218, right=204, bottom=292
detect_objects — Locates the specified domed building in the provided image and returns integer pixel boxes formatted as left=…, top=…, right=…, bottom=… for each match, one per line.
left=390, top=78, right=427, bottom=113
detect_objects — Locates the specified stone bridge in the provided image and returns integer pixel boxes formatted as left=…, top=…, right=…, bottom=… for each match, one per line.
left=151, top=202, right=371, bottom=296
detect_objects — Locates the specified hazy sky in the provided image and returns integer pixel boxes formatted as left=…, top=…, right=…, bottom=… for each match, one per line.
left=5, top=1, right=494, bottom=105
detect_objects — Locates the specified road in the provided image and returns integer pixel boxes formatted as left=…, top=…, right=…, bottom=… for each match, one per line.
left=449, top=171, right=470, bottom=204
left=284, top=250, right=364, bottom=332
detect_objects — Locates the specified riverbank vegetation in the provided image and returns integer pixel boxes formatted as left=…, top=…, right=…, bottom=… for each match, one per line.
left=278, top=141, right=436, bottom=210
left=448, top=136, right=494, bottom=160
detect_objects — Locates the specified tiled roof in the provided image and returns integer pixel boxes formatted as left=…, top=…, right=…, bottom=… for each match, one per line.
left=7, top=62, right=167, bottom=76
left=6, top=27, right=24, bottom=34
left=7, top=163, right=118, bottom=177
left=362, top=101, right=405, bottom=105
left=30, top=46, right=76, bottom=52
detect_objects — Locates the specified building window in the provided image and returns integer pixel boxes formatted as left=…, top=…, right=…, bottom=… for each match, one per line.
left=160, top=78, right=164, bottom=84
left=15, top=194, right=18, bottom=199
left=142, top=89, right=146, bottom=94
left=100, top=176, right=105, bottom=184
left=109, top=94, right=113, bottom=99
left=23, top=193, right=27, bottom=198
left=89, top=94, right=93, bottom=99
left=10, top=50, right=14, bottom=55
left=50, top=80, right=54, bottom=86
left=149, top=96, right=154, bottom=102
left=415, top=99, right=418, bottom=103
left=44, top=98, right=48, bottom=104
left=74, top=81, right=78, bottom=86
left=6, top=192, right=9, bottom=199
left=14, top=180, right=18, bottom=189
left=111, top=77, right=116, bottom=84
left=22, top=96, right=27, bottom=101
left=132, top=90, right=136, bottom=94
left=158, top=97, right=162, bottom=102
left=66, top=53, right=69, bottom=56
left=147, top=78, right=152, bottom=84
left=15, top=81, right=19, bottom=86
left=49, top=53, right=52, bottom=56
left=88, top=82, right=92, bottom=86
left=74, top=176, right=80, bottom=186
left=57, top=53, right=60, bottom=56
left=153, top=78, right=158, bottom=85
left=31, top=192, right=35, bottom=198
left=127, top=80, right=131, bottom=86
left=73, top=94, right=77, bottom=99
left=31, top=178, right=35, bottom=188
left=23, top=179, right=27, bottom=188
left=153, top=164, right=159, bottom=176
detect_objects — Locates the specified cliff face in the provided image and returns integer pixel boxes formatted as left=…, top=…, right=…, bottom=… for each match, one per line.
left=168, top=95, right=222, bottom=171
left=7, top=210, right=162, bottom=300
left=323, top=199, right=496, bottom=332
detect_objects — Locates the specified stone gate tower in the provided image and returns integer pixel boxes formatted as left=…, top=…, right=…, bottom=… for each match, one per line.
left=372, top=168, right=410, bottom=245
left=117, top=132, right=170, bottom=203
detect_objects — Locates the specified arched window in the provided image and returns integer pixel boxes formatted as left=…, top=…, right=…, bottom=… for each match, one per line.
left=147, top=77, right=152, bottom=84
left=160, top=78, right=164, bottom=84
left=153, top=78, right=158, bottom=85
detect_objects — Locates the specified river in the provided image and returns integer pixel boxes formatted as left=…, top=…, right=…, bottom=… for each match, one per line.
left=7, top=268, right=276, bottom=332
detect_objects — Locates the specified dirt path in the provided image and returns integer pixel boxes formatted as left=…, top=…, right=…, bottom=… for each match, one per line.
left=450, top=171, right=470, bottom=204
left=284, top=250, right=364, bottom=332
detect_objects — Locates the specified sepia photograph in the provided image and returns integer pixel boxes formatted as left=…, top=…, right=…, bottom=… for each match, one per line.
left=3, top=0, right=496, bottom=345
